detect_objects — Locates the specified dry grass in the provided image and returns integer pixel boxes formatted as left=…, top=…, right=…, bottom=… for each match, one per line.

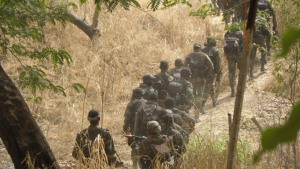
left=2, top=0, right=299, bottom=168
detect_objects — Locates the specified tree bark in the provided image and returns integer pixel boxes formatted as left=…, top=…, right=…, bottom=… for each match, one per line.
left=226, top=0, right=259, bottom=168
left=0, top=64, right=60, bottom=169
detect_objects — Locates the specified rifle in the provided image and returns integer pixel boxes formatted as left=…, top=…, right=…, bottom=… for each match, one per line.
left=124, top=134, right=147, bottom=146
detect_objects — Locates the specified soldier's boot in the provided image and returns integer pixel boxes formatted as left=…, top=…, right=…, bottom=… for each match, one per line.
left=261, top=63, right=266, bottom=72
left=249, top=68, right=254, bottom=79
left=230, top=86, right=236, bottom=97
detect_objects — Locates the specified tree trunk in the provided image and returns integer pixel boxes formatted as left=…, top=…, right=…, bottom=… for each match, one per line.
left=0, top=64, right=60, bottom=169
left=226, top=0, right=259, bottom=168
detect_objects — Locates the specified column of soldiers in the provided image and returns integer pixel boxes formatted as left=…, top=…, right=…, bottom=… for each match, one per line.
left=71, top=2, right=278, bottom=165
left=223, top=0, right=277, bottom=82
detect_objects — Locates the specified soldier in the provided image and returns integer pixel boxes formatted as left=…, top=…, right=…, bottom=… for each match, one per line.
left=257, top=0, right=278, bottom=58
left=136, top=121, right=174, bottom=169
left=202, top=36, right=222, bottom=107
left=249, top=16, right=268, bottom=78
left=175, top=68, right=195, bottom=114
left=154, top=60, right=174, bottom=107
left=224, top=23, right=243, bottom=97
left=123, top=88, right=147, bottom=168
left=165, top=98, right=196, bottom=130
left=161, top=113, right=186, bottom=169
left=72, top=109, right=123, bottom=167
left=138, top=74, right=157, bottom=100
left=168, top=58, right=184, bottom=80
left=134, top=91, right=166, bottom=137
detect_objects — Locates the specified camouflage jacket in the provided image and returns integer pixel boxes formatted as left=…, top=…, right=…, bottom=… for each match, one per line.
left=176, top=77, right=195, bottom=110
left=171, top=108, right=195, bottom=134
left=154, top=72, right=174, bottom=99
left=202, top=46, right=222, bottom=76
left=137, top=134, right=172, bottom=169
left=168, top=67, right=182, bottom=80
left=123, top=97, right=147, bottom=133
left=138, top=83, right=157, bottom=100
left=162, top=127, right=186, bottom=155
left=72, top=126, right=117, bottom=166
left=134, top=101, right=166, bottom=136
left=184, top=51, right=214, bottom=78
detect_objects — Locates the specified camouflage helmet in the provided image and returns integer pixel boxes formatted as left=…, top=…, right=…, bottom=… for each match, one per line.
left=132, top=87, right=144, bottom=97
left=205, top=36, right=217, bottom=46
left=159, top=60, right=169, bottom=70
left=142, top=74, right=155, bottom=83
left=147, top=121, right=161, bottom=135
left=193, top=42, right=201, bottom=50
left=180, top=68, right=192, bottom=78
left=88, top=109, right=100, bottom=121
left=174, top=58, right=184, bottom=67
left=165, top=98, right=175, bottom=109
left=147, top=91, right=158, bottom=101
left=162, top=112, right=174, bottom=126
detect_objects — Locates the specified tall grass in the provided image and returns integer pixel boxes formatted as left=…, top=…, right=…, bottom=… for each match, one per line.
left=1, top=0, right=299, bottom=168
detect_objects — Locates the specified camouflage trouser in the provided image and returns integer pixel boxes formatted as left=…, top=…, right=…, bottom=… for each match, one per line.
left=190, top=77, right=205, bottom=96
left=226, top=54, right=241, bottom=89
left=131, top=144, right=139, bottom=169
left=190, top=77, right=205, bottom=117
left=249, top=40, right=267, bottom=77
left=202, top=73, right=220, bottom=107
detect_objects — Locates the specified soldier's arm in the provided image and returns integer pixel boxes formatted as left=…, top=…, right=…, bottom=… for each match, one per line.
left=103, top=130, right=117, bottom=165
left=72, top=133, right=81, bottom=160
left=214, top=49, right=222, bottom=82
left=123, top=102, right=133, bottom=132
left=185, top=82, right=195, bottom=109
left=133, top=110, right=141, bottom=136
left=184, top=55, right=190, bottom=67
left=267, top=1, right=277, bottom=31
left=204, top=54, right=214, bottom=75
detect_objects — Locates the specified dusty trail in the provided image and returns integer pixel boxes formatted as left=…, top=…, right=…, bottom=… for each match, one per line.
left=0, top=15, right=288, bottom=169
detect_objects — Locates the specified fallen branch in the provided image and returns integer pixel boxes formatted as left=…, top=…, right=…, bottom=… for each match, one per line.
left=251, top=116, right=263, bottom=133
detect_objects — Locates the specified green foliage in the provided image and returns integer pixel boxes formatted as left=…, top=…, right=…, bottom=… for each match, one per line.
left=255, top=0, right=300, bottom=163
left=0, top=0, right=83, bottom=102
left=18, top=66, right=66, bottom=96
left=72, top=83, right=86, bottom=93
left=91, top=0, right=191, bottom=12
left=189, top=4, right=216, bottom=19
left=225, top=22, right=244, bottom=32
left=254, top=102, right=300, bottom=163
left=277, top=26, right=300, bottom=57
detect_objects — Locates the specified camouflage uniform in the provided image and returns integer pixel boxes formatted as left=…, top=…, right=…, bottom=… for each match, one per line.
left=224, top=26, right=243, bottom=97
left=176, top=76, right=194, bottom=114
left=165, top=97, right=196, bottom=132
left=161, top=113, right=186, bottom=168
left=154, top=60, right=174, bottom=107
left=72, top=110, right=118, bottom=167
left=124, top=88, right=147, bottom=133
left=134, top=92, right=166, bottom=137
left=168, top=59, right=184, bottom=81
left=139, top=74, right=157, bottom=100
left=257, top=0, right=278, bottom=58
left=123, top=88, right=146, bottom=168
left=137, top=121, right=173, bottom=169
left=184, top=44, right=214, bottom=115
left=249, top=16, right=268, bottom=78
left=202, top=37, right=222, bottom=108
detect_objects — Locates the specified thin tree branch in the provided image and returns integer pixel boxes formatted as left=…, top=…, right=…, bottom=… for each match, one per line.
left=67, top=11, right=100, bottom=40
